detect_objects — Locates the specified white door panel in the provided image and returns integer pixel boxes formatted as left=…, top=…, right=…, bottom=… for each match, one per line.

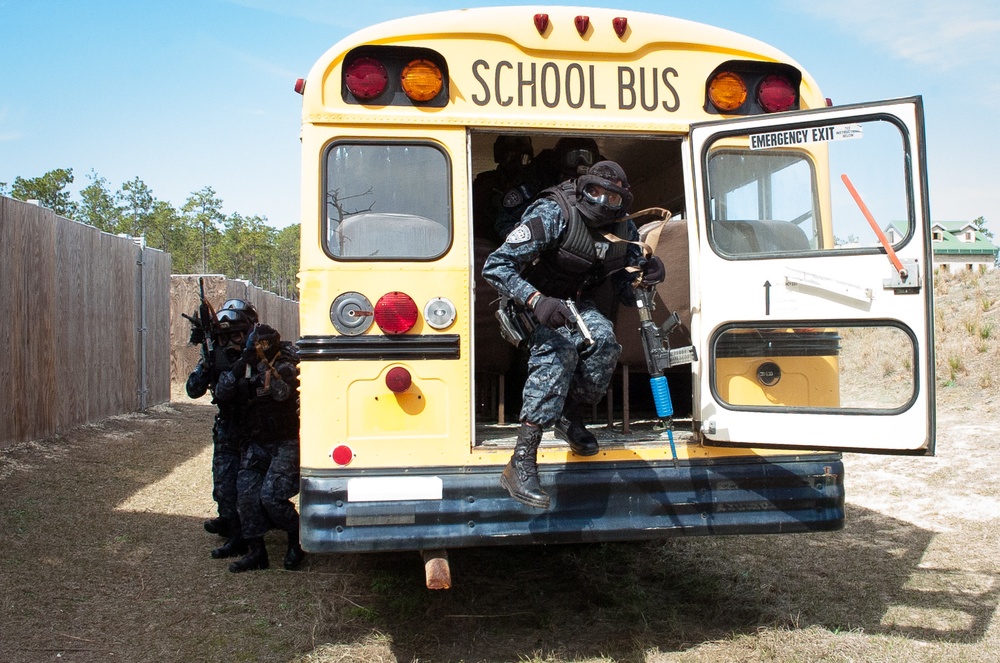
left=690, top=97, right=934, bottom=454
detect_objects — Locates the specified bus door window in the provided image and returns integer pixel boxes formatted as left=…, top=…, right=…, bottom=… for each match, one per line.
left=706, top=118, right=911, bottom=258
left=324, top=142, right=452, bottom=259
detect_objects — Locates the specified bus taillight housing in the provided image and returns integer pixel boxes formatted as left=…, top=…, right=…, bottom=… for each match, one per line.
left=342, top=46, right=449, bottom=107
left=705, top=61, right=801, bottom=116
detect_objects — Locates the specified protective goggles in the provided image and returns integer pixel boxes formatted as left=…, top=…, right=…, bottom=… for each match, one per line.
left=562, top=148, right=597, bottom=168
left=582, top=183, right=625, bottom=209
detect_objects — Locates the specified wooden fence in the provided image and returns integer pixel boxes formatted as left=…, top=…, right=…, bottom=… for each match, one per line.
left=170, top=275, right=300, bottom=387
left=1, top=196, right=172, bottom=448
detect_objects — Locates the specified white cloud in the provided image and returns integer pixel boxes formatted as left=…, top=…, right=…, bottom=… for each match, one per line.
left=794, top=0, right=1000, bottom=70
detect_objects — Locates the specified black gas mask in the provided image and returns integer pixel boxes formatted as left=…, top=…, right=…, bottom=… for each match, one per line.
left=575, top=160, right=633, bottom=227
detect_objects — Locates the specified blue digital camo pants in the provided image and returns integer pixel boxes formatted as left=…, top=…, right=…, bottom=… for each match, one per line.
left=211, top=416, right=242, bottom=526
left=519, top=302, right=621, bottom=427
left=237, top=440, right=301, bottom=539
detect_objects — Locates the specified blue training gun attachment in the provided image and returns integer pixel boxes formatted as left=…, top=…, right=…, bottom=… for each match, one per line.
left=634, top=285, right=697, bottom=462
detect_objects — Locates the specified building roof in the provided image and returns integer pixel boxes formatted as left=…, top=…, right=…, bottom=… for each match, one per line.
left=931, top=220, right=998, bottom=257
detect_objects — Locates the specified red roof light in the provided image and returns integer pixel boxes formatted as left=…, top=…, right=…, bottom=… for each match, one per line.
left=534, top=13, right=549, bottom=34
left=613, top=17, right=628, bottom=38
left=575, top=15, right=590, bottom=36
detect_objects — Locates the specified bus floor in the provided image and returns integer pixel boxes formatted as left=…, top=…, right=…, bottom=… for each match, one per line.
left=473, top=417, right=695, bottom=450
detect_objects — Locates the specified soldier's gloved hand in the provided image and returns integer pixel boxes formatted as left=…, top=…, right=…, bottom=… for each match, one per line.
left=638, top=256, right=665, bottom=286
left=189, top=324, right=205, bottom=346
left=532, top=295, right=573, bottom=329
left=242, top=338, right=258, bottom=364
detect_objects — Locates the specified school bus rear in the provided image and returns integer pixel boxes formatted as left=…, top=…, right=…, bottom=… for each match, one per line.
left=293, top=7, right=935, bottom=568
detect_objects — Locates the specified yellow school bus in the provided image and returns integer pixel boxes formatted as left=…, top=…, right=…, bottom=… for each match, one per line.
left=294, top=7, right=935, bottom=587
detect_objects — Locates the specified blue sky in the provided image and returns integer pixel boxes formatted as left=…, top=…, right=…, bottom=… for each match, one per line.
left=2, top=0, right=997, bottom=231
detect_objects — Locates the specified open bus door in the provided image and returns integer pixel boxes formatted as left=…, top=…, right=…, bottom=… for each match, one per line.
left=689, top=97, right=935, bottom=454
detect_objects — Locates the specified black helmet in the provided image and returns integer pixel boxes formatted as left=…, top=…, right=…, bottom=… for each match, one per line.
left=493, top=135, right=533, bottom=166
left=575, top=160, right=633, bottom=228
left=216, top=299, right=258, bottom=332
left=554, top=137, right=600, bottom=177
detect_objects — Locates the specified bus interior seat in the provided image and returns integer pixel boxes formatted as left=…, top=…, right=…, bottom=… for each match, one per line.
left=711, top=219, right=809, bottom=255
left=336, top=213, right=449, bottom=258
left=613, top=219, right=692, bottom=429
left=616, top=219, right=692, bottom=369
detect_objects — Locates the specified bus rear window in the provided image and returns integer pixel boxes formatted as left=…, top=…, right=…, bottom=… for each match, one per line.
left=324, top=142, right=451, bottom=259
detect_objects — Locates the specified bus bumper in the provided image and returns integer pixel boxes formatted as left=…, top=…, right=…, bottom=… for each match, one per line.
left=299, top=455, right=844, bottom=553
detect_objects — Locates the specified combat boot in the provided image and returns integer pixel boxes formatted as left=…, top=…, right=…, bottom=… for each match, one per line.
left=283, top=529, right=306, bottom=570
left=228, top=537, right=269, bottom=573
left=211, top=536, right=248, bottom=559
left=500, top=424, right=550, bottom=509
left=554, top=399, right=599, bottom=456
left=203, top=516, right=232, bottom=537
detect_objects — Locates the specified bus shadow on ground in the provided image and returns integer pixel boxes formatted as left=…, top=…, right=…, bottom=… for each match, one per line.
left=4, top=401, right=997, bottom=662
left=306, top=503, right=1000, bottom=661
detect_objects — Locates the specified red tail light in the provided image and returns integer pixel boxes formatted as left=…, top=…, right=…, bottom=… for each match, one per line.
left=344, top=57, right=388, bottom=100
left=758, top=74, right=797, bottom=112
left=374, top=292, right=418, bottom=334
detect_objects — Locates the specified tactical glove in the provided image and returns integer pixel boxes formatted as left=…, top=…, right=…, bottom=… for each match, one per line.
left=532, top=296, right=573, bottom=329
left=639, top=256, right=665, bottom=286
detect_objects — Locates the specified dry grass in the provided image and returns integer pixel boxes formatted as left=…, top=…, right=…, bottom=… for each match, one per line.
left=1, top=270, right=999, bottom=662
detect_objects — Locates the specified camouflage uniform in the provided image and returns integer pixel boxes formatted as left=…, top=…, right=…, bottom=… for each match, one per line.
left=186, top=347, right=249, bottom=537
left=482, top=197, right=643, bottom=426
left=216, top=331, right=303, bottom=572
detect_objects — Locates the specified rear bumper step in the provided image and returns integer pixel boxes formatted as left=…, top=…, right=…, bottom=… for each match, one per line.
left=300, top=455, right=844, bottom=553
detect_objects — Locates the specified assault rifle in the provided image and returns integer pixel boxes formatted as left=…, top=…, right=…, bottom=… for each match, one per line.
left=634, top=285, right=696, bottom=465
left=629, top=213, right=696, bottom=464
left=181, top=277, right=219, bottom=368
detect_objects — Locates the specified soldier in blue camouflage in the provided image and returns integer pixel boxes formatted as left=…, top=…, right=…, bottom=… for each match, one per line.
left=185, top=299, right=258, bottom=560
left=482, top=160, right=666, bottom=509
left=215, top=323, right=305, bottom=572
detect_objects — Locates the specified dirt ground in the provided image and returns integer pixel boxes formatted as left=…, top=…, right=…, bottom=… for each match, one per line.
left=2, top=269, right=999, bottom=663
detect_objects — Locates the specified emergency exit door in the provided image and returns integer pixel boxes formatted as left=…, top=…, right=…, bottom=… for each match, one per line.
left=689, top=97, right=934, bottom=454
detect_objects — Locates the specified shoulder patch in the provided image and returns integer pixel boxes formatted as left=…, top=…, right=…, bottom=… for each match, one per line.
left=502, top=188, right=526, bottom=209
left=505, top=223, right=532, bottom=244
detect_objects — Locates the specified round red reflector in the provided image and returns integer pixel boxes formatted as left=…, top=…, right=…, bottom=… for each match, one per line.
left=344, top=57, right=388, bottom=100
left=332, top=445, right=353, bottom=466
left=386, top=366, right=412, bottom=393
left=758, top=74, right=796, bottom=113
left=374, top=292, right=418, bottom=334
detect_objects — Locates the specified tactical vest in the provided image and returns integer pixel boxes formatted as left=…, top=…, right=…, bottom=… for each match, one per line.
left=520, top=182, right=630, bottom=300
